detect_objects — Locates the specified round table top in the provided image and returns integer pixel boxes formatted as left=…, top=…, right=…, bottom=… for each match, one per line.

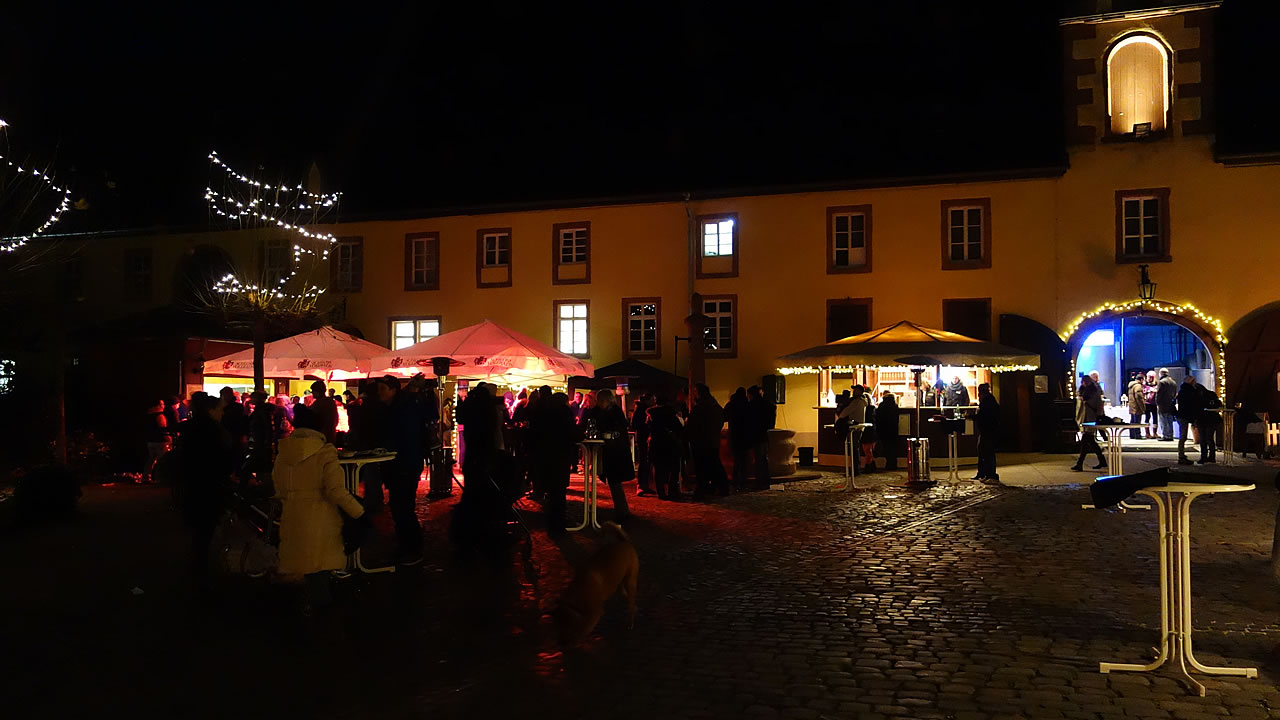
left=1141, top=482, right=1255, bottom=494
left=337, top=452, right=397, bottom=465
left=1082, top=422, right=1147, bottom=429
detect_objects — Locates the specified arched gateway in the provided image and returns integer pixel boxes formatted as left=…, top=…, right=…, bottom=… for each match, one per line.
left=1061, top=299, right=1227, bottom=405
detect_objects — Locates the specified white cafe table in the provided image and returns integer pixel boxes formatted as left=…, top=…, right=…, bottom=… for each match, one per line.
left=337, top=452, right=397, bottom=574
left=1098, top=481, right=1258, bottom=696
left=821, top=422, right=872, bottom=491
left=1081, top=423, right=1150, bottom=511
left=570, top=440, right=605, bottom=531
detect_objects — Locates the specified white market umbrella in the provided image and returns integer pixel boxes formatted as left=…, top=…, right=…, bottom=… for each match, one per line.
left=369, top=319, right=594, bottom=384
left=207, top=326, right=390, bottom=381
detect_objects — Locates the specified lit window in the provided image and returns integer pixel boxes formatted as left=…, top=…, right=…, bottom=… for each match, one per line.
left=559, top=227, right=588, bottom=264
left=702, top=297, right=735, bottom=354
left=334, top=237, right=363, bottom=292
left=832, top=212, right=866, bottom=268
left=1084, top=329, right=1115, bottom=347
left=405, top=233, right=439, bottom=290
left=390, top=317, right=441, bottom=350
left=626, top=301, right=659, bottom=356
left=702, top=219, right=734, bottom=257
left=556, top=302, right=589, bottom=356
left=483, top=232, right=510, bottom=266
left=1107, top=34, right=1169, bottom=136
left=948, top=207, right=984, bottom=262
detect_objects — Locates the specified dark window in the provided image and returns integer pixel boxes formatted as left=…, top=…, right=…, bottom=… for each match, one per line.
left=264, top=239, right=292, bottom=286
left=942, top=298, right=992, bottom=341
left=702, top=296, right=736, bottom=355
left=827, top=205, right=872, bottom=273
left=826, top=298, right=873, bottom=342
left=61, top=258, right=84, bottom=300
left=623, top=299, right=660, bottom=357
left=124, top=248, right=152, bottom=299
left=559, top=228, right=588, bottom=263
left=483, top=232, right=511, bottom=266
left=404, top=232, right=440, bottom=291
left=940, top=198, right=992, bottom=270
left=1115, top=188, right=1171, bottom=263
left=333, top=237, right=363, bottom=292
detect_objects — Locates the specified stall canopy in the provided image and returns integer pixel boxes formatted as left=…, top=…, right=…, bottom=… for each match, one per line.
left=569, top=358, right=688, bottom=392
left=369, top=319, right=594, bottom=384
left=207, top=326, right=390, bottom=381
left=777, top=321, right=1040, bottom=373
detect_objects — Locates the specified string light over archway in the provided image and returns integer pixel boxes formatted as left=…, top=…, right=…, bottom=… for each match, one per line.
left=1062, top=299, right=1228, bottom=399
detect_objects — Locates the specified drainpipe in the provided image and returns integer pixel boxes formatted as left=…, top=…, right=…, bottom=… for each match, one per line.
left=684, top=192, right=695, bottom=308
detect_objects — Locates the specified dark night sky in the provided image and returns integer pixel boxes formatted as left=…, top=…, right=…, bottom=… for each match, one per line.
left=1, top=1, right=1277, bottom=232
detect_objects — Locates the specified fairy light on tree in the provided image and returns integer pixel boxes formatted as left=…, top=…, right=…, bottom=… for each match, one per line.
left=0, top=117, right=72, bottom=261
left=197, top=150, right=342, bottom=393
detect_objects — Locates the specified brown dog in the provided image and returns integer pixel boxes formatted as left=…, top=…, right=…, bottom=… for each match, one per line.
left=551, top=521, right=639, bottom=645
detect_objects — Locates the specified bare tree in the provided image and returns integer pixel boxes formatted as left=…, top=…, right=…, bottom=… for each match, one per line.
left=0, top=118, right=75, bottom=464
left=191, top=151, right=342, bottom=393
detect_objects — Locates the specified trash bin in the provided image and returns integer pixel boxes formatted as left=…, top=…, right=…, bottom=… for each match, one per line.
left=906, top=437, right=931, bottom=483
left=798, top=446, right=815, bottom=467
left=428, top=447, right=455, bottom=498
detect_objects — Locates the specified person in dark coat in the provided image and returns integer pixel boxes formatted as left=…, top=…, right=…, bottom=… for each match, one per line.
left=944, top=377, right=970, bottom=407
left=538, top=392, right=579, bottom=536
left=582, top=389, right=633, bottom=520
left=1175, top=374, right=1203, bottom=466
left=1156, top=367, right=1178, bottom=441
left=177, top=392, right=234, bottom=582
left=245, top=390, right=285, bottom=489
left=746, top=385, right=773, bottom=489
left=1197, top=383, right=1222, bottom=464
left=688, top=384, right=728, bottom=498
left=874, top=391, right=900, bottom=471
left=377, top=376, right=426, bottom=565
left=974, top=383, right=1000, bottom=482
left=725, top=387, right=752, bottom=491
left=1071, top=375, right=1107, bottom=472
left=310, top=380, right=339, bottom=444
left=219, top=387, right=249, bottom=476
left=631, top=393, right=654, bottom=496
left=646, top=390, right=685, bottom=500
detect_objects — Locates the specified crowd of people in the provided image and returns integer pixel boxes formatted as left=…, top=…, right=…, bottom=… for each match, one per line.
left=1075, top=366, right=1224, bottom=470
left=152, top=375, right=785, bottom=603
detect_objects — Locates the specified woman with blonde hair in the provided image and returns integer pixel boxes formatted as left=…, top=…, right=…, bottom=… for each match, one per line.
left=273, top=405, right=367, bottom=611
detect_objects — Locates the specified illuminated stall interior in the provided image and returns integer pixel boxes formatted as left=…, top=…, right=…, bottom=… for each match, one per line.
left=817, top=366, right=994, bottom=409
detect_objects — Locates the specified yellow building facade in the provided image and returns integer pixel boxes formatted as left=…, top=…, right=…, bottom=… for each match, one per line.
left=29, top=2, right=1280, bottom=454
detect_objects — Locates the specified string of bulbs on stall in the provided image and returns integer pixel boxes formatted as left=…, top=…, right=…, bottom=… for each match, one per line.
left=0, top=118, right=73, bottom=253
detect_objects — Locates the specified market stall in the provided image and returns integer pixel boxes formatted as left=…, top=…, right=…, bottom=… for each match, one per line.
left=777, top=321, right=1040, bottom=467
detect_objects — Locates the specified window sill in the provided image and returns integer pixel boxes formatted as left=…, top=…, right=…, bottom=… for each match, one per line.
left=1115, top=254, right=1172, bottom=264
left=941, top=260, right=992, bottom=271
left=827, top=264, right=871, bottom=275
left=704, top=350, right=738, bottom=360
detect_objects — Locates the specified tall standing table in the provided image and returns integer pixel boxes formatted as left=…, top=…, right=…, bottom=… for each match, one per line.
left=1081, top=423, right=1151, bottom=511
left=1098, top=482, right=1257, bottom=696
left=570, top=439, right=605, bottom=531
left=337, top=452, right=397, bottom=574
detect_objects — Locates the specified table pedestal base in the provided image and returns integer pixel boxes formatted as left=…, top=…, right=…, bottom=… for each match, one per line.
left=1099, top=489, right=1257, bottom=696
left=569, top=442, right=603, bottom=532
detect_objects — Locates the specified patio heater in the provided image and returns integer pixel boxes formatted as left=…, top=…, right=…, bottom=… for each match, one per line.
left=898, top=355, right=940, bottom=486
left=427, top=356, right=457, bottom=497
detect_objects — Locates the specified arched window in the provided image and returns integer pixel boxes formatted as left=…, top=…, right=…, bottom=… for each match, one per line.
left=1107, top=34, right=1170, bottom=136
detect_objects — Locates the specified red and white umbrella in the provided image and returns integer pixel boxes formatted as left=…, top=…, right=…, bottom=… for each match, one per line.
left=369, top=319, right=594, bottom=383
left=207, top=326, right=389, bottom=381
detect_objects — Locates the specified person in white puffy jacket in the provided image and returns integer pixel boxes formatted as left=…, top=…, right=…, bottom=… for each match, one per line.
left=273, top=405, right=366, bottom=610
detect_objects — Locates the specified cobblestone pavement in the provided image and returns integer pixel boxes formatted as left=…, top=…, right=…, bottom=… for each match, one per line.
left=3, top=458, right=1279, bottom=719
